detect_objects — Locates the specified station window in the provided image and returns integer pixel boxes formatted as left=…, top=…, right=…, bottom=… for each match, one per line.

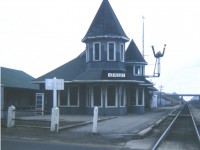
left=120, top=43, right=125, bottom=62
left=86, top=86, right=91, bottom=107
left=107, top=42, right=116, bottom=61
left=92, top=85, right=102, bottom=107
left=93, top=42, right=101, bottom=61
left=69, top=86, right=79, bottom=106
left=106, top=85, right=117, bottom=107
left=128, top=87, right=136, bottom=106
left=134, top=65, right=143, bottom=76
left=119, top=85, right=126, bottom=107
left=59, top=88, right=68, bottom=106
left=138, top=88, right=144, bottom=105
left=86, top=44, right=89, bottom=62
left=58, top=86, right=79, bottom=107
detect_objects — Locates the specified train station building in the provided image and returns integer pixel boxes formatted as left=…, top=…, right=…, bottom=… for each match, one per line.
left=33, top=0, right=155, bottom=115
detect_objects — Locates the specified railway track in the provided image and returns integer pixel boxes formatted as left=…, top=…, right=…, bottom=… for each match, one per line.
left=152, top=104, right=200, bottom=150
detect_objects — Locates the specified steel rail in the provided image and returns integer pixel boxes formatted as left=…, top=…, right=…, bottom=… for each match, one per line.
left=188, top=105, right=200, bottom=144
left=152, top=109, right=182, bottom=150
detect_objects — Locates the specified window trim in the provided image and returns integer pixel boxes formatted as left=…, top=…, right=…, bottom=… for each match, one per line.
left=107, top=42, right=116, bottom=61
left=93, top=42, right=101, bottom=61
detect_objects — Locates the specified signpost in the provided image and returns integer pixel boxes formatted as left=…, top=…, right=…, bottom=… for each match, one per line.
left=45, top=77, right=64, bottom=132
left=45, top=77, right=64, bottom=107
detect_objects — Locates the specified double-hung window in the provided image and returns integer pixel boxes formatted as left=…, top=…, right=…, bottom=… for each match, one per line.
left=128, top=87, right=136, bottom=106
left=69, top=86, right=79, bottom=106
left=120, top=43, right=125, bottom=62
left=119, top=85, right=125, bottom=107
left=59, top=88, right=68, bottom=106
left=86, top=44, right=89, bottom=62
left=138, top=88, right=144, bottom=105
left=92, top=85, right=102, bottom=107
left=58, top=86, right=79, bottom=107
left=106, top=85, right=117, bottom=107
left=86, top=85, right=102, bottom=107
left=134, top=65, right=143, bottom=76
left=93, top=42, right=101, bottom=61
left=107, top=42, right=116, bottom=61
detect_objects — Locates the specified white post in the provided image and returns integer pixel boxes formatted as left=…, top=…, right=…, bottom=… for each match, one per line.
left=51, top=107, right=60, bottom=132
left=92, top=107, right=98, bottom=134
left=53, top=77, right=57, bottom=108
left=7, top=105, right=15, bottom=128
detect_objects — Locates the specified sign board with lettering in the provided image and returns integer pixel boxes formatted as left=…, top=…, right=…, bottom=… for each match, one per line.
left=102, top=70, right=126, bottom=80
left=45, top=79, right=64, bottom=90
left=45, top=77, right=64, bottom=107
left=107, top=73, right=126, bottom=78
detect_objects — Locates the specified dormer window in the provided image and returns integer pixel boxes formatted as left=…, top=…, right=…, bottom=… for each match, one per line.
left=107, top=42, right=116, bottom=61
left=93, top=42, right=101, bottom=61
left=134, top=65, right=143, bottom=76
left=120, top=43, right=125, bottom=62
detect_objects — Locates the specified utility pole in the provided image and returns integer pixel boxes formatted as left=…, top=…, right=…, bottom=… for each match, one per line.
left=159, top=85, right=164, bottom=106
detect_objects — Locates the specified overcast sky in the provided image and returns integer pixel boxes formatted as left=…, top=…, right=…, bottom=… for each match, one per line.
left=1, top=0, right=200, bottom=96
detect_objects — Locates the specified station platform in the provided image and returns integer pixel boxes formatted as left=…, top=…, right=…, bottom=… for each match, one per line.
left=4, top=105, right=196, bottom=148
left=3, top=106, right=180, bottom=136
left=2, top=104, right=200, bottom=149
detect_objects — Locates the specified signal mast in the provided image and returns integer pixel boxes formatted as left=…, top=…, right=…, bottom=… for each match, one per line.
left=142, top=16, right=166, bottom=78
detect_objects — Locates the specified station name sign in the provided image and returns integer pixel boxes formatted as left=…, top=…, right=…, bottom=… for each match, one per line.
left=45, top=78, right=64, bottom=90
left=108, top=73, right=126, bottom=78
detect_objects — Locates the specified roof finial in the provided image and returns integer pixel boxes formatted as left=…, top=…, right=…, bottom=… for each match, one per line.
left=142, top=16, right=145, bottom=57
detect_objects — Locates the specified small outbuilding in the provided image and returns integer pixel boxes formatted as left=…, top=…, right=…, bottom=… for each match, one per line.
left=1, top=67, right=39, bottom=111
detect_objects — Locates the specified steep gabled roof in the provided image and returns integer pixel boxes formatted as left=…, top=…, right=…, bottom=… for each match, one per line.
left=1, top=67, right=38, bottom=90
left=33, top=52, right=87, bottom=82
left=33, top=51, right=146, bottom=84
left=82, top=0, right=129, bottom=42
left=125, top=39, right=147, bottom=64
